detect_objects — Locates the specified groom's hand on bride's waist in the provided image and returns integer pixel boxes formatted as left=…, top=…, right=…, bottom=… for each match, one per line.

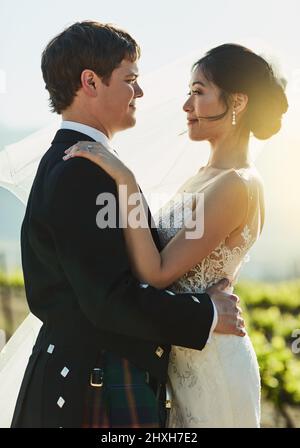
left=206, top=279, right=246, bottom=337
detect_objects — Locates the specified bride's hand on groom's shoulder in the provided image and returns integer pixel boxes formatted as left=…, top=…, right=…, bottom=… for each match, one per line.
left=206, top=279, right=246, bottom=337
left=63, top=141, right=133, bottom=183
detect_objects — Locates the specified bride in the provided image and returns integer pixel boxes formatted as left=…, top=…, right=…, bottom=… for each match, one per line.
left=62, top=44, right=288, bottom=427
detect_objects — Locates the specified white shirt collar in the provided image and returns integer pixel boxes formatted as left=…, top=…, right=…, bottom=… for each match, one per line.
left=60, top=121, right=114, bottom=152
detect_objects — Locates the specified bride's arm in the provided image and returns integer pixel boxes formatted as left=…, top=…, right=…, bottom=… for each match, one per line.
left=116, top=170, right=247, bottom=288
left=64, top=143, right=248, bottom=289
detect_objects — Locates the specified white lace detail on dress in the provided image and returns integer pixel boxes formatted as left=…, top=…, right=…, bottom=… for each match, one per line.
left=155, top=168, right=262, bottom=428
left=158, top=207, right=254, bottom=294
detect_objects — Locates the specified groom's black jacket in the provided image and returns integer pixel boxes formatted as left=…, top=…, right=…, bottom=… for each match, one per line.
left=12, top=129, right=214, bottom=427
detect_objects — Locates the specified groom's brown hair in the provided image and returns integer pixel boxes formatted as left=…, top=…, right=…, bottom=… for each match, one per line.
left=41, top=21, right=141, bottom=114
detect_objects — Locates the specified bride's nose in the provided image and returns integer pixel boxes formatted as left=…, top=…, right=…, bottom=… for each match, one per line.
left=183, top=96, right=193, bottom=112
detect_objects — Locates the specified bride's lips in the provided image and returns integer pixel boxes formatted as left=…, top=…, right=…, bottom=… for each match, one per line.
left=129, top=104, right=136, bottom=110
left=187, top=118, right=198, bottom=126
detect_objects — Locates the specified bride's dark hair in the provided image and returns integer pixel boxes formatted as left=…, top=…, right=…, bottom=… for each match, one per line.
left=193, top=44, right=288, bottom=140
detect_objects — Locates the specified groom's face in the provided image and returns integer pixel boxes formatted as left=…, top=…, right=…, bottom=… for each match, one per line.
left=97, top=59, right=143, bottom=137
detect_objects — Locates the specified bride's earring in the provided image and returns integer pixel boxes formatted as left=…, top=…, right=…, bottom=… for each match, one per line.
left=232, top=109, right=236, bottom=126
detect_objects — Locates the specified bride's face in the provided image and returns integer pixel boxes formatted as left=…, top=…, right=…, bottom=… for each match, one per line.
left=183, top=66, right=231, bottom=141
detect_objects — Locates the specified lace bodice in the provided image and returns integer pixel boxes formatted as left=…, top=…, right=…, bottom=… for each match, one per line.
left=155, top=167, right=263, bottom=293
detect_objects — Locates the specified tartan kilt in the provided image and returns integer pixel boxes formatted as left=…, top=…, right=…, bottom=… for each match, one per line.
left=82, top=352, right=165, bottom=428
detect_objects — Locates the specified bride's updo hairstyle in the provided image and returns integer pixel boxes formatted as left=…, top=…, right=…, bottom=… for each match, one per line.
left=193, top=44, right=288, bottom=140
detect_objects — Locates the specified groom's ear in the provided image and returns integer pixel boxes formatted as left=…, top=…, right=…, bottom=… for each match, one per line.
left=81, top=70, right=98, bottom=97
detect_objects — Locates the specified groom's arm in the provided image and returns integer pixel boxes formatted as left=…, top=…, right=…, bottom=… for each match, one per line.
left=48, top=157, right=214, bottom=350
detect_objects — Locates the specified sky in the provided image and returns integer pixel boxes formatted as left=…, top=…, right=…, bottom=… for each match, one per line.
left=0, top=0, right=300, bottom=130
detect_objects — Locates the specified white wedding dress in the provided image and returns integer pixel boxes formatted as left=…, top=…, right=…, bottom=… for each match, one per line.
left=156, top=166, right=263, bottom=428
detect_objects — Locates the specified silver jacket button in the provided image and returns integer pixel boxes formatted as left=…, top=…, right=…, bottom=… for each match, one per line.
left=60, top=367, right=70, bottom=378
left=57, top=397, right=65, bottom=408
left=47, top=344, right=55, bottom=354
left=155, top=346, right=164, bottom=358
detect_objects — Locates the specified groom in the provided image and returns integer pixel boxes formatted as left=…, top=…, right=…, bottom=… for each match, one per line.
left=12, top=21, right=244, bottom=428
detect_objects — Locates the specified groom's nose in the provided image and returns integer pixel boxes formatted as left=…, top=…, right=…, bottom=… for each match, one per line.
left=134, top=82, right=144, bottom=98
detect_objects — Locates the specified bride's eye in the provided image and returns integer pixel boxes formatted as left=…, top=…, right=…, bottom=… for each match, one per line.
left=126, top=79, right=136, bottom=84
left=187, top=90, right=203, bottom=96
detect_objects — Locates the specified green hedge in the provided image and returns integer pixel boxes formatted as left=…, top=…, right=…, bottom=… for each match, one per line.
left=236, top=280, right=300, bottom=312
left=235, top=281, right=300, bottom=408
left=0, top=271, right=24, bottom=288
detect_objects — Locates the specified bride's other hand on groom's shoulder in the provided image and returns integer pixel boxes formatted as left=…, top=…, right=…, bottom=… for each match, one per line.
left=206, top=279, right=246, bottom=337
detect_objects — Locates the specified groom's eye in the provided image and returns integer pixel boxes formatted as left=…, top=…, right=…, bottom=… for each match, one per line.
left=126, top=78, right=136, bottom=84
